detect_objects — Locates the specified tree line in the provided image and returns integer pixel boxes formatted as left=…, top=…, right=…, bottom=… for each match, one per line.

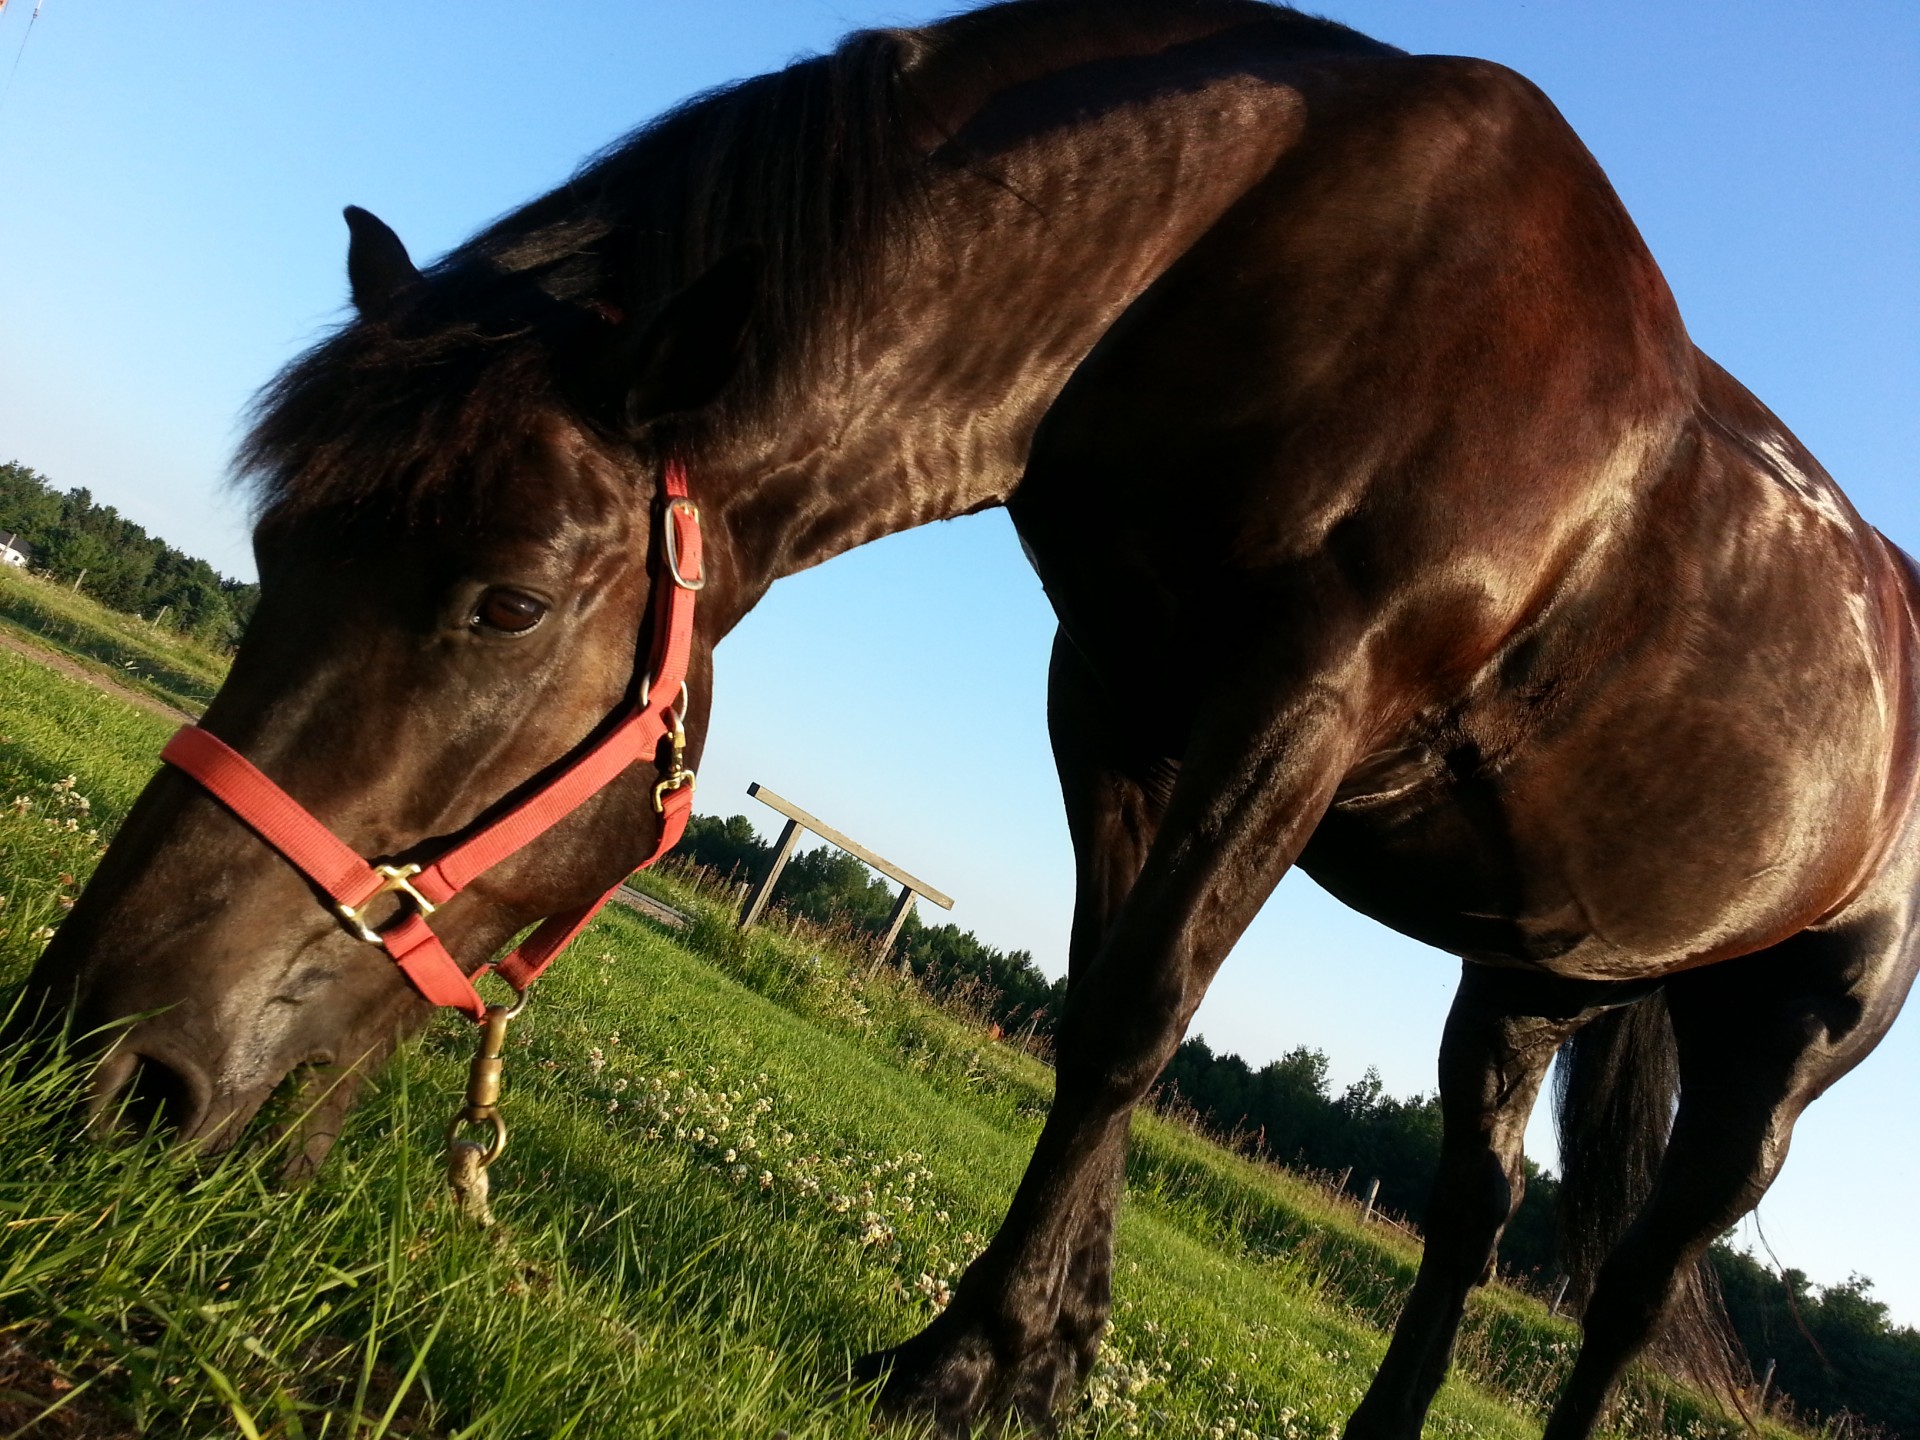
left=674, top=811, right=1920, bottom=1438
left=0, top=461, right=259, bottom=647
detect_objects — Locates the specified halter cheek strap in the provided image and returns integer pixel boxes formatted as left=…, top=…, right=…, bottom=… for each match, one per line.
left=158, top=461, right=704, bottom=1022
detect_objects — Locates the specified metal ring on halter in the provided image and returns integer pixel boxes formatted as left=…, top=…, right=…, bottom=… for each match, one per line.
left=638, top=678, right=691, bottom=713
left=445, top=1109, right=508, bottom=1167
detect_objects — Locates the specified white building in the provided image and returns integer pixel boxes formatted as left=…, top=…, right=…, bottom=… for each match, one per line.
left=0, top=531, right=34, bottom=568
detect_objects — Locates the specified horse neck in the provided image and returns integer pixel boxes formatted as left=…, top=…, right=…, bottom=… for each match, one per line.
left=697, top=62, right=1312, bottom=628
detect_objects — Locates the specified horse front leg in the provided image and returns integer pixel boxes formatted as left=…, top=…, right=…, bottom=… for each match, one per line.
left=859, top=648, right=1362, bottom=1434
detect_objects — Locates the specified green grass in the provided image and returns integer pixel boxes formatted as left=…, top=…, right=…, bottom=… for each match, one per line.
left=0, top=564, right=229, bottom=714
left=0, top=649, right=1777, bottom=1439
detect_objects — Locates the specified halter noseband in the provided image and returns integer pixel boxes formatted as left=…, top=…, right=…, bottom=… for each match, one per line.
left=158, top=461, right=704, bottom=1022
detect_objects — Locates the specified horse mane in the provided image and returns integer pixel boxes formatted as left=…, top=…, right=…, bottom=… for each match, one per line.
left=242, top=0, right=1375, bottom=527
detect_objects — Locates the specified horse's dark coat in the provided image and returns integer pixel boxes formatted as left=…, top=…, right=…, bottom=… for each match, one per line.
left=24, top=2, right=1919, bottom=1436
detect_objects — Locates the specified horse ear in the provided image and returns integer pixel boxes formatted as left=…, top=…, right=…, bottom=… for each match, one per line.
left=343, top=206, right=420, bottom=316
left=620, top=248, right=759, bottom=426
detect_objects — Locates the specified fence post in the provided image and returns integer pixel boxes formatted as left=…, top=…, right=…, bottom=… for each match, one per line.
left=879, top=884, right=918, bottom=962
left=1548, top=1274, right=1570, bottom=1317
left=738, top=817, right=802, bottom=929
left=1757, top=1358, right=1776, bottom=1409
left=1361, top=1176, right=1380, bottom=1222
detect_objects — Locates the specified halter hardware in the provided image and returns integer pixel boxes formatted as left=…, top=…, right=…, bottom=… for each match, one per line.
left=336, top=862, right=437, bottom=944
left=664, top=499, right=704, bottom=590
left=653, top=707, right=695, bottom=813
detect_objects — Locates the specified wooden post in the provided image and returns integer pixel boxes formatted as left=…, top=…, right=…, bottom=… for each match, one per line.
left=736, top=783, right=954, bottom=949
left=738, top=817, right=802, bottom=929
left=1361, top=1176, right=1380, bottom=1222
left=879, top=884, right=918, bottom=962
left=1757, top=1358, right=1776, bottom=1409
left=1548, top=1274, right=1570, bottom=1317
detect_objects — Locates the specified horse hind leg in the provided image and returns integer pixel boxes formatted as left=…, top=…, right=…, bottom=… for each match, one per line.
left=1543, top=908, right=1920, bottom=1440
left=1344, top=966, right=1636, bottom=1440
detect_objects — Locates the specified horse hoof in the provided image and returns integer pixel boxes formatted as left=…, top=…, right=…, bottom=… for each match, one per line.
left=853, top=1331, right=1074, bottom=1438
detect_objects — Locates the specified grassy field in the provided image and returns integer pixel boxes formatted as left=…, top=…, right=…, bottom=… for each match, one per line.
left=0, top=632, right=1770, bottom=1439
left=0, top=564, right=228, bottom=715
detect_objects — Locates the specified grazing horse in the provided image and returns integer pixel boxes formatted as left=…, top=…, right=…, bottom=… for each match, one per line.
left=21, top=1, right=1917, bottom=1435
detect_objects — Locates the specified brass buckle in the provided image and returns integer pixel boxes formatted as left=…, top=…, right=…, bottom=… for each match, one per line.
left=653, top=766, right=697, bottom=813
left=337, top=863, right=437, bottom=945
left=652, top=699, right=696, bottom=813
left=662, top=499, right=704, bottom=591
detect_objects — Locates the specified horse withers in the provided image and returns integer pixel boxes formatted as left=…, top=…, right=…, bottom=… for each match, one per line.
left=22, top=3, right=1918, bottom=1436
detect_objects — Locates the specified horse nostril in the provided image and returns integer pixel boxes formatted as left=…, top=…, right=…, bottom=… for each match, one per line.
left=107, top=1053, right=205, bottom=1137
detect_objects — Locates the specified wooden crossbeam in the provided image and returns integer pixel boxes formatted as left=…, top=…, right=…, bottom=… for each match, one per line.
left=735, top=782, right=954, bottom=959
left=746, top=783, right=953, bottom=907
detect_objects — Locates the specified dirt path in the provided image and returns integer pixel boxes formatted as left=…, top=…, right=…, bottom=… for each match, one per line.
left=0, top=629, right=197, bottom=723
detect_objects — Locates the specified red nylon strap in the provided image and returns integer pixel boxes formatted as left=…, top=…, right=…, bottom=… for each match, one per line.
left=160, top=726, right=387, bottom=908
left=159, top=461, right=702, bottom=1022
left=493, top=782, right=694, bottom=992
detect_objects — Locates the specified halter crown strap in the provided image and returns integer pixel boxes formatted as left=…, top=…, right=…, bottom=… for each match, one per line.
left=159, top=462, right=702, bottom=1021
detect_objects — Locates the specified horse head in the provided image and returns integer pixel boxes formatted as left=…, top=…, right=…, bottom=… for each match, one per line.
left=19, top=209, right=756, bottom=1170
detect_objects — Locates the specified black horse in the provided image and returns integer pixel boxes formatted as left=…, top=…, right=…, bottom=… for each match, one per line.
left=24, top=2, right=1919, bottom=1436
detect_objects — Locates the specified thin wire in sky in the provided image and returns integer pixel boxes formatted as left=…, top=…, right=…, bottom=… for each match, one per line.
left=0, top=1, right=46, bottom=119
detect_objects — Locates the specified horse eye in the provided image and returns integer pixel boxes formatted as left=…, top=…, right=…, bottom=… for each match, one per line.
left=472, top=588, right=548, bottom=634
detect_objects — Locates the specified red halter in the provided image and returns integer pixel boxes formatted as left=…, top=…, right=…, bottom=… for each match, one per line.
left=158, top=461, right=704, bottom=1022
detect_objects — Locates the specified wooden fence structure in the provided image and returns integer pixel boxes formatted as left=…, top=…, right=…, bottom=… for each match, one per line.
left=737, top=782, right=954, bottom=958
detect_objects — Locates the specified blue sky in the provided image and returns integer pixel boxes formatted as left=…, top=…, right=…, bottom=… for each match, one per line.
left=1, top=2, right=1915, bottom=1322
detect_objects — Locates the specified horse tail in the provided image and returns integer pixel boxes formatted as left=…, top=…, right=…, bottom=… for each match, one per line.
left=1552, top=993, right=1747, bottom=1399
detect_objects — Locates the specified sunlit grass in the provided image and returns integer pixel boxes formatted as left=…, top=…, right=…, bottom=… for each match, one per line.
left=0, top=564, right=229, bottom=715
left=0, top=646, right=1781, bottom=1438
